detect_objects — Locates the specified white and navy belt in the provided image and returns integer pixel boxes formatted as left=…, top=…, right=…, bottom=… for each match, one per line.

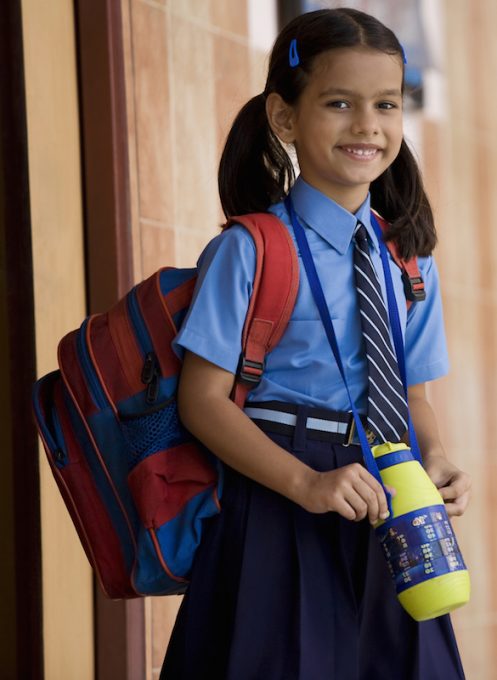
left=244, top=401, right=377, bottom=446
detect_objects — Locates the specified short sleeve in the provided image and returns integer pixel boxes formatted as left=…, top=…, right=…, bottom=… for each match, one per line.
left=173, top=225, right=256, bottom=374
left=405, top=256, right=449, bottom=385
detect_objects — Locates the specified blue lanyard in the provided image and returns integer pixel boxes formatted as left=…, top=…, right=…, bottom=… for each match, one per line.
left=284, top=197, right=422, bottom=512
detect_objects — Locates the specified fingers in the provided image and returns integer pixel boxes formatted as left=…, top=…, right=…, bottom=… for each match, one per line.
left=443, top=490, right=471, bottom=517
left=308, top=464, right=393, bottom=522
left=438, top=471, right=472, bottom=518
left=332, top=497, right=360, bottom=522
left=345, top=479, right=381, bottom=524
left=336, top=464, right=390, bottom=523
left=438, top=471, right=472, bottom=499
left=356, top=467, right=391, bottom=523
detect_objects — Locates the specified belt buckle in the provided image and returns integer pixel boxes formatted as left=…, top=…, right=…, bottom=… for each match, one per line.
left=345, top=418, right=376, bottom=446
left=345, top=418, right=356, bottom=447
left=365, top=428, right=376, bottom=445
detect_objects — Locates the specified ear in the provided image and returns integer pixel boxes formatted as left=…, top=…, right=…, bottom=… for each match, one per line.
left=265, top=93, right=296, bottom=144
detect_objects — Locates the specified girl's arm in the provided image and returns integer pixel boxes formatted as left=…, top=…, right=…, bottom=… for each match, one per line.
left=178, top=350, right=392, bottom=523
left=406, top=383, right=471, bottom=517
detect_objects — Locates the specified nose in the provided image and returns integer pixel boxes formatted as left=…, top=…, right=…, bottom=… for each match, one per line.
left=350, top=106, right=379, bottom=136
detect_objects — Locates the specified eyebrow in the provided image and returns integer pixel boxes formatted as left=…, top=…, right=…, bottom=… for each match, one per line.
left=318, top=87, right=402, bottom=98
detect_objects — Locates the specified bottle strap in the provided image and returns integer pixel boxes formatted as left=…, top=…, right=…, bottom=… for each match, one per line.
left=285, top=197, right=392, bottom=512
left=285, top=196, right=422, bottom=513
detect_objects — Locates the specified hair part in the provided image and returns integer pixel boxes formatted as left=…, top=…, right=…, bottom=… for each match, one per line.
left=218, top=8, right=436, bottom=258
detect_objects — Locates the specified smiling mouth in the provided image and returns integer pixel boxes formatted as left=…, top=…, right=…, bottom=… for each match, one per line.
left=338, top=145, right=381, bottom=160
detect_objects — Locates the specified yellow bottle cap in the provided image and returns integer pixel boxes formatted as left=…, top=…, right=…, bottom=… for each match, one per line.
left=372, top=442, right=409, bottom=458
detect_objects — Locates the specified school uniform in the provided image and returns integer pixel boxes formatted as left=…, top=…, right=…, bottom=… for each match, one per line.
left=160, top=178, right=465, bottom=679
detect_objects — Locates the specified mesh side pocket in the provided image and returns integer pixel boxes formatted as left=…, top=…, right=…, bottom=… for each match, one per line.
left=120, top=400, right=187, bottom=470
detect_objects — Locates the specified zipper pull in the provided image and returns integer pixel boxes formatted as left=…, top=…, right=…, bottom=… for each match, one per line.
left=141, top=352, right=156, bottom=385
left=142, top=352, right=160, bottom=403
left=146, top=373, right=159, bottom=404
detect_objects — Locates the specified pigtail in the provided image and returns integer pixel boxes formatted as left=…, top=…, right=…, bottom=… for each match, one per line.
left=218, top=94, right=295, bottom=218
left=371, top=140, right=437, bottom=260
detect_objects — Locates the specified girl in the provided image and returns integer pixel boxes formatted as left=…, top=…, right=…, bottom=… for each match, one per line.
left=161, top=8, right=471, bottom=680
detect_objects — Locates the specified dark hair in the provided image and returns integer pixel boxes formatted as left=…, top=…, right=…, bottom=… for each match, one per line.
left=218, top=8, right=436, bottom=258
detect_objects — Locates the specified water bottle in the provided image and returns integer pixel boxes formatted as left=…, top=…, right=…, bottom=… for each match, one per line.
left=373, top=442, right=470, bottom=621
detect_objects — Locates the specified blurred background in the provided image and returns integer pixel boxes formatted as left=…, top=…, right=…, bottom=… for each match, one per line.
left=1, top=0, right=495, bottom=678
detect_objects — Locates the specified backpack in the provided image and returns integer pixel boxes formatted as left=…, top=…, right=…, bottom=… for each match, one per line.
left=31, top=210, right=424, bottom=599
left=32, top=214, right=299, bottom=598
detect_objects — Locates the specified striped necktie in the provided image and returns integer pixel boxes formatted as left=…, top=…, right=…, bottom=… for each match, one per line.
left=353, top=222, right=408, bottom=443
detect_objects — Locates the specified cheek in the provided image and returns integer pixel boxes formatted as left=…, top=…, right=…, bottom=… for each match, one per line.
left=387, top=123, right=404, bottom=156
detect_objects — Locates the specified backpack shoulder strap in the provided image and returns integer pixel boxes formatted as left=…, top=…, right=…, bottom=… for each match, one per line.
left=224, top=213, right=299, bottom=408
left=371, top=210, right=426, bottom=310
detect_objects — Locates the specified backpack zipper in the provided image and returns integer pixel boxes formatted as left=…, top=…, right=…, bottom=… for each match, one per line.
left=77, top=318, right=109, bottom=410
left=141, top=352, right=160, bottom=404
left=127, top=288, right=161, bottom=404
left=127, top=288, right=153, bottom=356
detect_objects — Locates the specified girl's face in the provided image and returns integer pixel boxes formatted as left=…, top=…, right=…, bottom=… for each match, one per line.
left=289, top=47, right=404, bottom=212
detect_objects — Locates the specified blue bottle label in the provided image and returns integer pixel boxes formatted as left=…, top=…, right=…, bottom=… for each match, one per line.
left=375, top=504, right=467, bottom=594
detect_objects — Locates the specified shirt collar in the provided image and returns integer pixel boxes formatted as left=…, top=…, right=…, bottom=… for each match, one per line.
left=289, top=176, right=379, bottom=254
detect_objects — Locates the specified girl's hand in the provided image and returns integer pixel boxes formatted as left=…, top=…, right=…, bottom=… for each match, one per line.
left=423, top=454, right=471, bottom=517
left=298, top=464, right=395, bottom=524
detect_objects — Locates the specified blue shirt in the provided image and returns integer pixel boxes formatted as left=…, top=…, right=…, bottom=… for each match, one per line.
left=174, top=177, right=449, bottom=413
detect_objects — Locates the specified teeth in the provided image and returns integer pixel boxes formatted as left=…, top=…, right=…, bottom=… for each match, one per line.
left=343, top=147, right=377, bottom=156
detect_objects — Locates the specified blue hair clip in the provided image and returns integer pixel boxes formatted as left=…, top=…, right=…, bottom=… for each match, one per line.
left=400, top=44, right=407, bottom=65
left=289, top=38, right=300, bottom=68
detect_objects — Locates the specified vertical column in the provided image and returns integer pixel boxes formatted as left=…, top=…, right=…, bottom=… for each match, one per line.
left=22, top=0, right=94, bottom=677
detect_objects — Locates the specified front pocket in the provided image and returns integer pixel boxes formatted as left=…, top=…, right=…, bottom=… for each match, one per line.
left=127, top=441, right=219, bottom=528
left=119, top=398, right=187, bottom=471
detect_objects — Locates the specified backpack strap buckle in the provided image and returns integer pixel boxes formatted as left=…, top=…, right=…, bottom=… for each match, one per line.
left=402, top=272, right=426, bottom=302
left=238, top=355, right=265, bottom=385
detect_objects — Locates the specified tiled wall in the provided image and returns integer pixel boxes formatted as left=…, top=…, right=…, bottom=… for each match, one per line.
left=122, top=0, right=271, bottom=282
left=122, top=1, right=496, bottom=678
left=425, top=3, right=497, bottom=678
left=121, top=1, right=274, bottom=676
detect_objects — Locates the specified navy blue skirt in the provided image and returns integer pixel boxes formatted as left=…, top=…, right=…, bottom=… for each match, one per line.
left=160, top=430, right=465, bottom=679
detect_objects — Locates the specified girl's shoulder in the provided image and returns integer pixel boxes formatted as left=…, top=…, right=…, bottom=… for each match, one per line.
left=197, top=204, right=291, bottom=271
left=194, top=222, right=259, bottom=292
left=198, top=222, right=257, bottom=268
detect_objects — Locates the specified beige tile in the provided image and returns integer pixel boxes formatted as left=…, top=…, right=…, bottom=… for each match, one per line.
left=171, top=0, right=211, bottom=23
left=463, top=2, right=497, bottom=137
left=452, top=623, right=496, bottom=680
left=213, top=34, right=251, bottom=158
left=175, top=225, right=220, bottom=267
left=470, top=137, right=497, bottom=293
left=131, top=0, right=173, bottom=224
left=211, top=0, right=248, bottom=36
left=444, top=2, right=473, bottom=130
left=436, top=126, right=480, bottom=293
left=421, top=119, right=442, bottom=216
left=433, top=296, right=487, bottom=453
left=122, top=0, right=143, bottom=282
left=479, top=462, right=497, bottom=615
left=140, top=222, right=176, bottom=277
left=250, top=47, right=270, bottom=94
left=170, top=14, right=219, bottom=231
left=151, top=596, right=182, bottom=671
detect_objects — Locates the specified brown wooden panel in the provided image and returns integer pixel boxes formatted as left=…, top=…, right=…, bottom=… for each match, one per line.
left=75, top=0, right=134, bottom=312
left=74, top=0, right=145, bottom=677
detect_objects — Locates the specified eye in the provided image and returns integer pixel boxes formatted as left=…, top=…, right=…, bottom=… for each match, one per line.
left=326, top=100, right=350, bottom=109
left=377, top=101, right=399, bottom=110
